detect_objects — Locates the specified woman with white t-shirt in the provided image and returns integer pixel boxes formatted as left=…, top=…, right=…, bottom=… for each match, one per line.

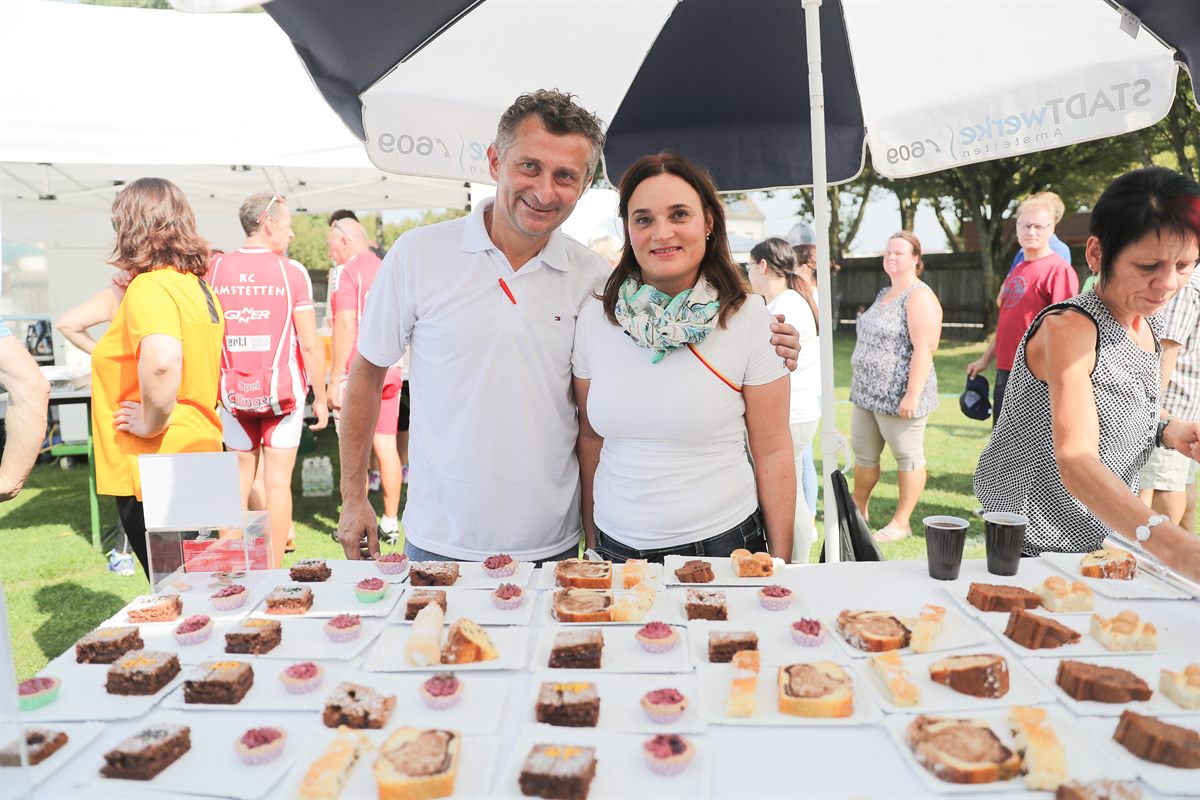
left=572, top=153, right=795, bottom=563
left=748, top=237, right=821, bottom=562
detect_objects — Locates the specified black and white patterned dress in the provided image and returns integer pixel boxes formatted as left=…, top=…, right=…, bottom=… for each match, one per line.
left=849, top=283, right=939, bottom=417
left=973, top=291, right=1161, bottom=555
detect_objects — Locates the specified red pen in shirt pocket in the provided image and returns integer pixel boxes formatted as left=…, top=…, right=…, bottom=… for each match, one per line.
left=498, top=277, right=517, bottom=305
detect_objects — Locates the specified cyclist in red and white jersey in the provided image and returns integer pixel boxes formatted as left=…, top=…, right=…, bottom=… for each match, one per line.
left=328, top=217, right=404, bottom=544
left=207, top=192, right=328, bottom=567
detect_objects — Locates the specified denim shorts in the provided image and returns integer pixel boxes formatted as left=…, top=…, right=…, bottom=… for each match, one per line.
left=594, top=510, right=767, bottom=564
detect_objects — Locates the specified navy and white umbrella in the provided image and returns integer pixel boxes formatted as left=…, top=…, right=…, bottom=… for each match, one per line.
left=194, top=0, right=1198, bottom=559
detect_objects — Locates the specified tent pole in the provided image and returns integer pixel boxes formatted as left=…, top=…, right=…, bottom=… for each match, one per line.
left=803, top=0, right=842, bottom=563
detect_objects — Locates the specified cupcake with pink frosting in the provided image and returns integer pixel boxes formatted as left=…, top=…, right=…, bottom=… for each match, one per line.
left=640, top=688, right=688, bottom=724
left=491, top=583, right=524, bottom=610
left=210, top=583, right=248, bottom=611
left=635, top=621, right=678, bottom=654
left=482, top=553, right=517, bottom=579
left=235, top=727, right=286, bottom=765
left=173, top=614, right=213, bottom=647
left=278, top=661, right=324, bottom=694
left=758, top=584, right=794, bottom=611
left=375, top=552, right=408, bottom=576
left=419, top=672, right=463, bottom=710
left=643, top=734, right=694, bottom=776
left=323, top=614, right=361, bottom=643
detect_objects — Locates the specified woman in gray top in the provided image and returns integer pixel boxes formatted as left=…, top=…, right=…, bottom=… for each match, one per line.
left=849, top=231, right=943, bottom=543
left=974, top=167, right=1200, bottom=582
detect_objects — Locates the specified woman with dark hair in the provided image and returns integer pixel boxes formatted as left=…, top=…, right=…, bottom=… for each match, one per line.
left=975, top=167, right=1200, bottom=579
left=749, top=237, right=820, bottom=562
left=849, top=231, right=943, bottom=542
left=91, top=178, right=224, bottom=578
left=572, top=153, right=795, bottom=562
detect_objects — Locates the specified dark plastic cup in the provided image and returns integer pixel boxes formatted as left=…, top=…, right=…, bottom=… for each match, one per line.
left=983, top=512, right=1028, bottom=576
left=923, top=515, right=969, bottom=580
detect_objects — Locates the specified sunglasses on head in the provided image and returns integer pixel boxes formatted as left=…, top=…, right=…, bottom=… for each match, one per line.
left=257, top=193, right=283, bottom=225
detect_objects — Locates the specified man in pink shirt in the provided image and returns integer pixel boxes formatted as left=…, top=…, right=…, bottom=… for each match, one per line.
left=328, top=217, right=404, bottom=544
left=207, top=192, right=328, bottom=566
left=968, top=192, right=1079, bottom=423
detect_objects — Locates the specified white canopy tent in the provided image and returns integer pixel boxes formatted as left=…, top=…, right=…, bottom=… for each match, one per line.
left=0, top=0, right=468, bottom=344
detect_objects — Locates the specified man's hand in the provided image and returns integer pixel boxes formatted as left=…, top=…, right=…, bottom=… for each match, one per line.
left=330, top=378, right=344, bottom=412
left=113, top=401, right=167, bottom=439
left=337, top=495, right=379, bottom=560
left=309, top=398, right=329, bottom=431
left=966, top=359, right=988, bottom=380
left=771, top=314, right=801, bottom=372
left=1164, top=419, right=1200, bottom=462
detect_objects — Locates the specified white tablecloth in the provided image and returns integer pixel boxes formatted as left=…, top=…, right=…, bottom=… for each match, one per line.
left=26, top=558, right=1200, bottom=799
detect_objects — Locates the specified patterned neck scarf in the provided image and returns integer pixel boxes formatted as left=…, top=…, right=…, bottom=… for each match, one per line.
left=614, top=276, right=721, bottom=363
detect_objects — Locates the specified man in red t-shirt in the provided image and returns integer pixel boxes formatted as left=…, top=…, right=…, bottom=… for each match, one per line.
left=207, top=192, right=328, bottom=567
left=328, top=217, right=404, bottom=544
left=968, top=193, right=1079, bottom=423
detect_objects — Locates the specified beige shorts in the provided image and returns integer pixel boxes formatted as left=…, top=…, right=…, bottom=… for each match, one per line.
left=850, top=404, right=928, bottom=471
left=1139, top=447, right=1198, bottom=492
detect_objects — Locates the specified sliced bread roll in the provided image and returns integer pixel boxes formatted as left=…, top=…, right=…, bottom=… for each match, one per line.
left=836, top=610, right=911, bottom=652
left=373, top=727, right=459, bottom=800
left=777, top=661, right=853, bottom=718
left=551, top=589, right=613, bottom=623
left=906, top=715, right=1022, bottom=784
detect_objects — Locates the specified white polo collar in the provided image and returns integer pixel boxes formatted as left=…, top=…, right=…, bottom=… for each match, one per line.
left=462, top=197, right=572, bottom=273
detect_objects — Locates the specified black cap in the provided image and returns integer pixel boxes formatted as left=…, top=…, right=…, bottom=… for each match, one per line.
left=960, top=374, right=991, bottom=421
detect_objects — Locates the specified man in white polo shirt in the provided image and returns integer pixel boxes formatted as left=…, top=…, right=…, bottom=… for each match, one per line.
left=337, top=89, right=801, bottom=562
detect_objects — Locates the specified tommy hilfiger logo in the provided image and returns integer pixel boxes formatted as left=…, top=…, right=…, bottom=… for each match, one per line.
left=553, top=315, right=561, bottom=321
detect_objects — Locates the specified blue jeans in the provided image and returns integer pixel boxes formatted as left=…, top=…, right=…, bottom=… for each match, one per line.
left=801, top=441, right=818, bottom=514
left=403, top=538, right=582, bottom=567
left=594, top=511, right=768, bottom=564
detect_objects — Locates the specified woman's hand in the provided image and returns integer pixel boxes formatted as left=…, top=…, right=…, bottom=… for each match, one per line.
left=113, top=400, right=168, bottom=439
left=898, top=393, right=920, bottom=419
left=1163, top=418, right=1200, bottom=461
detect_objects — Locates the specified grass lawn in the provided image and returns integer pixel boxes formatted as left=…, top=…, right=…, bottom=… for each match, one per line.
left=1, top=332, right=991, bottom=679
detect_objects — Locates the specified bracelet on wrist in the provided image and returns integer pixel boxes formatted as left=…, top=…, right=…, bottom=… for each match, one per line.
left=1135, top=513, right=1170, bottom=543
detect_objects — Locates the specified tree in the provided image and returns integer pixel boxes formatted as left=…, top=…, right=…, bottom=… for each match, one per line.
left=792, top=164, right=878, bottom=262
left=1134, top=81, right=1200, bottom=180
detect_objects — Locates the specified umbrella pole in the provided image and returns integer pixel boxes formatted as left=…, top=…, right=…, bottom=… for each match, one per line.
left=803, top=0, right=844, bottom=563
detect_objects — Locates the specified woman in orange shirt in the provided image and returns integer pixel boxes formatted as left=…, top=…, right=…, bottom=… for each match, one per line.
left=91, top=178, right=224, bottom=578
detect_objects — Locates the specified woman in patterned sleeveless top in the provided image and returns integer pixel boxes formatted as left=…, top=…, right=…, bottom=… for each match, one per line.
left=974, top=167, right=1200, bottom=582
left=849, top=232, right=943, bottom=543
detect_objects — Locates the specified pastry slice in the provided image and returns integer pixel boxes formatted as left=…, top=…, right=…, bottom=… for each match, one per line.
left=727, top=649, right=760, bottom=718
left=554, top=559, right=612, bottom=589
left=622, top=558, right=648, bottom=589
left=1009, top=706, right=1067, bottom=791
left=1090, top=611, right=1156, bottom=652
left=1055, top=660, right=1152, bottom=703
left=1004, top=608, right=1081, bottom=649
left=1160, top=664, right=1200, bottom=710
left=1113, top=710, right=1200, bottom=768
left=299, top=726, right=370, bottom=799
left=440, top=618, right=499, bottom=664
left=777, top=661, right=853, bottom=718
left=373, top=727, right=459, bottom=800
left=909, top=604, right=945, bottom=653
left=730, top=548, right=774, bottom=577
left=928, top=653, right=1009, bottom=699
left=869, top=651, right=919, bottom=706
left=836, top=609, right=911, bottom=652
left=1035, top=576, right=1094, bottom=612
left=966, top=583, right=1040, bottom=613
left=609, top=587, right=656, bottom=622
left=905, top=715, right=1022, bottom=784
left=551, top=589, right=613, bottom=623
left=1080, top=547, right=1136, bottom=580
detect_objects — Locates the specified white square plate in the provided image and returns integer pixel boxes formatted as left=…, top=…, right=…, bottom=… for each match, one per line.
left=77, top=711, right=303, bottom=800
left=361, top=625, right=531, bottom=672
left=881, top=705, right=1137, bottom=795
left=410, top=560, right=536, bottom=590
left=19, top=659, right=184, bottom=722
left=978, top=609, right=1196, bottom=658
left=694, top=661, right=883, bottom=726
left=249, top=580, right=403, bottom=619
left=1024, top=654, right=1200, bottom=717
left=828, top=605, right=994, bottom=660
left=671, top=586, right=807, bottom=625
left=536, top=560, right=665, bottom=590
left=160, top=659, right=355, bottom=712
left=313, top=670, right=509, bottom=734
left=390, top=587, right=536, bottom=627
left=1040, top=551, right=1193, bottom=600
left=1076, top=713, right=1200, bottom=795
left=525, top=670, right=706, bottom=734
left=539, top=588, right=684, bottom=626
left=685, top=620, right=844, bottom=667
left=0, top=721, right=104, bottom=786
left=295, top=558, right=409, bottom=584
left=493, top=728, right=711, bottom=799
left=101, top=573, right=274, bottom=627
left=532, top=625, right=691, bottom=674
left=267, top=728, right=499, bottom=800
left=852, top=649, right=1053, bottom=714
left=662, top=554, right=790, bottom=587
left=202, top=617, right=386, bottom=661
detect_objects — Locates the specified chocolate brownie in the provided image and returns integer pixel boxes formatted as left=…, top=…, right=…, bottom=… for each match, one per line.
left=105, top=650, right=181, bottom=695
left=224, top=618, right=283, bottom=655
left=518, top=744, right=597, bottom=800
left=100, top=724, right=191, bottom=780
left=0, top=729, right=69, bottom=766
left=708, top=631, right=758, bottom=663
left=1113, top=709, right=1200, bottom=768
left=686, top=589, right=728, bottom=621
left=75, top=626, right=144, bottom=664
left=1055, top=780, right=1144, bottom=800
left=322, top=682, right=396, bottom=729
left=1056, top=660, right=1152, bottom=703
left=674, top=559, right=715, bottom=584
left=404, top=589, right=448, bottom=621
left=409, top=562, right=460, bottom=587
left=183, top=660, right=254, bottom=704
left=548, top=630, right=603, bottom=669
left=264, top=584, right=314, bottom=615
left=966, top=583, right=1041, bottom=613
left=125, top=594, right=183, bottom=623
left=535, top=681, right=601, bottom=727
left=289, top=558, right=332, bottom=582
